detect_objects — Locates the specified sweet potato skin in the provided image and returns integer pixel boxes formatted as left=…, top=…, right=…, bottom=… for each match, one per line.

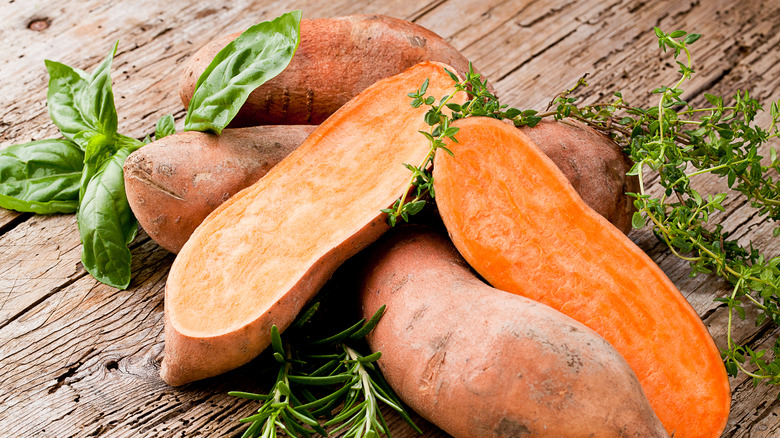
left=521, top=120, right=639, bottom=234
left=179, top=15, right=477, bottom=126
left=123, top=126, right=315, bottom=253
left=160, top=62, right=466, bottom=386
left=359, top=227, right=668, bottom=438
left=432, top=117, right=730, bottom=438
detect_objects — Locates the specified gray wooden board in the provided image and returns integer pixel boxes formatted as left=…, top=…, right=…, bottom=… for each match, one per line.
left=0, top=0, right=779, bottom=436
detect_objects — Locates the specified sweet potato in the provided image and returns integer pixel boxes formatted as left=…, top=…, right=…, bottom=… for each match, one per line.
left=123, top=125, right=315, bottom=253
left=179, top=15, right=477, bottom=126
left=520, top=120, right=639, bottom=234
left=432, top=117, right=730, bottom=438
left=359, top=227, right=668, bottom=438
left=160, top=61, right=466, bottom=386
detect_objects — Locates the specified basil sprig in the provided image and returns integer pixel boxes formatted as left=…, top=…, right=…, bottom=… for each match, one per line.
left=0, top=10, right=302, bottom=289
left=184, top=10, right=302, bottom=134
left=0, top=42, right=141, bottom=289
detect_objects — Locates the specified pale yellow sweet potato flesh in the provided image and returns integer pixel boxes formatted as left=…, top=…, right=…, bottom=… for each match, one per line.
left=179, top=15, right=479, bottom=126
left=359, top=227, right=669, bottom=438
left=160, top=61, right=465, bottom=386
left=124, top=126, right=315, bottom=253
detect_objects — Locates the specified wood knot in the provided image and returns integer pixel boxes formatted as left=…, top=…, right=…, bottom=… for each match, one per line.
left=28, top=17, right=51, bottom=31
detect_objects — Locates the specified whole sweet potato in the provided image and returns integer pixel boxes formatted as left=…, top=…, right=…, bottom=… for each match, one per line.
left=180, top=15, right=479, bottom=126
left=521, top=120, right=639, bottom=234
left=123, top=125, right=315, bottom=253
left=359, top=227, right=668, bottom=438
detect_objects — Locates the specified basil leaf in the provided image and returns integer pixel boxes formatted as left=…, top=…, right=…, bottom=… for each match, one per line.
left=45, top=60, right=90, bottom=143
left=80, top=42, right=119, bottom=136
left=45, top=42, right=119, bottom=147
left=77, top=130, right=117, bottom=203
left=0, top=139, right=84, bottom=214
left=155, top=114, right=176, bottom=139
left=184, top=10, right=302, bottom=134
left=77, top=147, right=138, bottom=289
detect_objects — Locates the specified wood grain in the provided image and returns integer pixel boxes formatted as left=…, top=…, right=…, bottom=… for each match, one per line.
left=1, top=0, right=779, bottom=436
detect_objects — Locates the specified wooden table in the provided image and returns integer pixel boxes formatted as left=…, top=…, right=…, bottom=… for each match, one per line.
left=1, top=0, right=779, bottom=436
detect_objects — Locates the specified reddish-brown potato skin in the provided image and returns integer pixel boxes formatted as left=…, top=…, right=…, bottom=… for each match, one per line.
left=179, top=15, right=480, bottom=126
left=123, top=125, right=315, bottom=253
left=520, top=120, right=639, bottom=234
left=359, top=227, right=668, bottom=438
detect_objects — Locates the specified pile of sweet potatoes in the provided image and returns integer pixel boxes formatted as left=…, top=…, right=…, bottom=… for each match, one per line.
left=121, top=13, right=730, bottom=438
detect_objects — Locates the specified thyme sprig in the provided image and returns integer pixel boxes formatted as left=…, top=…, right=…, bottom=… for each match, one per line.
left=383, top=65, right=542, bottom=226
left=230, top=303, right=419, bottom=437
left=393, top=28, right=780, bottom=384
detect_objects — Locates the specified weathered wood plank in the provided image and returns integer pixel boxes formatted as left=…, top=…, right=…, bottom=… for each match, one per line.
left=1, top=0, right=779, bottom=436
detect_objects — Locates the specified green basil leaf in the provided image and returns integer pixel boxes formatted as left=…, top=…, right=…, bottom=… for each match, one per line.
left=45, top=60, right=90, bottom=143
left=77, top=130, right=117, bottom=203
left=184, top=10, right=302, bottom=134
left=155, top=114, right=176, bottom=139
left=77, top=147, right=138, bottom=289
left=0, top=139, right=84, bottom=214
left=45, top=42, right=119, bottom=148
left=80, top=42, right=119, bottom=136
left=45, top=42, right=119, bottom=150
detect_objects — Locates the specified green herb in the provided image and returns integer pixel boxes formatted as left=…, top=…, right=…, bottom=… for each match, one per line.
left=45, top=42, right=119, bottom=148
left=0, top=42, right=143, bottom=289
left=384, top=65, right=540, bottom=226
left=154, top=114, right=176, bottom=140
left=77, top=146, right=140, bottom=289
left=230, top=303, right=419, bottom=438
left=396, top=29, right=780, bottom=385
left=0, top=139, right=83, bottom=214
left=184, top=10, right=302, bottom=134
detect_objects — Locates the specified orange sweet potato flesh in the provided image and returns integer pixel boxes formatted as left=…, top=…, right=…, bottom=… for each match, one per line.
left=160, top=61, right=465, bottom=386
left=521, top=120, right=639, bottom=234
left=123, top=126, right=315, bottom=253
left=359, top=227, right=668, bottom=438
left=432, top=117, right=730, bottom=438
left=179, top=15, right=479, bottom=126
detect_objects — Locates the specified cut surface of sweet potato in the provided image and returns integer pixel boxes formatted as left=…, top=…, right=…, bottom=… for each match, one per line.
left=432, top=117, right=730, bottom=438
left=160, top=61, right=464, bottom=386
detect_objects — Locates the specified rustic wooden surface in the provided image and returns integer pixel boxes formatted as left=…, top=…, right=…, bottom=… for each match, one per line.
left=1, top=0, right=779, bottom=436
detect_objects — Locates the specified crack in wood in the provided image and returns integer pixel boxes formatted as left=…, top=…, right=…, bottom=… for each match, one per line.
left=515, top=1, right=575, bottom=28
left=0, top=212, right=32, bottom=238
left=48, top=347, right=96, bottom=394
left=0, top=271, right=88, bottom=331
left=496, top=28, right=578, bottom=82
left=407, top=0, right=448, bottom=23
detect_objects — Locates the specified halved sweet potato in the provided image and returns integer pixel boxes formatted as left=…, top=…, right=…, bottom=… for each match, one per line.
left=123, top=126, right=315, bottom=253
left=432, top=117, right=730, bottom=438
left=179, top=15, right=478, bottom=126
left=359, top=227, right=668, bottom=438
left=520, top=120, right=638, bottom=234
left=160, top=61, right=465, bottom=386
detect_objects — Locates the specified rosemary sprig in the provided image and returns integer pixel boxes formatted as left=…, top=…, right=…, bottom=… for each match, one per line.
left=230, top=303, right=419, bottom=437
left=229, top=326, right=326, bottom=438
left=393, top=29, right=780, bottom=384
